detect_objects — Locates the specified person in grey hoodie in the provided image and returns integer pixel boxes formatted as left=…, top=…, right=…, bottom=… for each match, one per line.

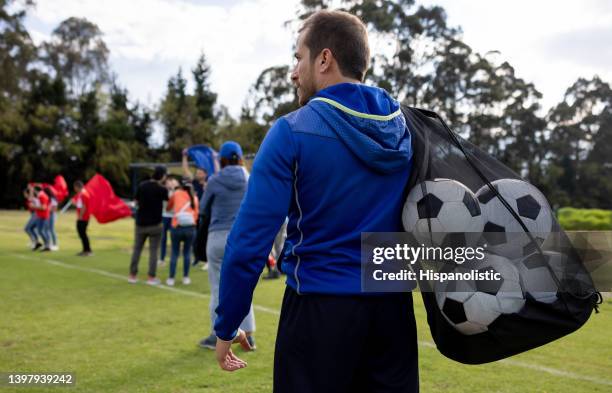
left=198, top=141, right=256, bottom=351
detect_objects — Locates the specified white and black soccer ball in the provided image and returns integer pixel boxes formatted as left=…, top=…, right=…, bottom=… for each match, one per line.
left=515, top=251, right=563, bottom=304
left=548, top=253, right=594, bottom=296
left=435, top=253, right=525, bottom=335
left=476, top=179, right=553, bottom=259
left=403, top=179, right=484, bottom=248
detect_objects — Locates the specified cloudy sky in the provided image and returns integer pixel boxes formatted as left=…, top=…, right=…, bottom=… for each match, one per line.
left=24, top=0, right=612, bottom=117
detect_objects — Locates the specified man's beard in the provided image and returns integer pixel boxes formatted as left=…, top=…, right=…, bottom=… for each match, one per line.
left=298, top=75, right=316, bottom=106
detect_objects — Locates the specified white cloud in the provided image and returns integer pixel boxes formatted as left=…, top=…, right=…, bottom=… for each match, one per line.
left=420, top=0, right=612, bottom=111
left=25, top=0, right=612, bottom=117
left=27, top=0, right=300, bottom=115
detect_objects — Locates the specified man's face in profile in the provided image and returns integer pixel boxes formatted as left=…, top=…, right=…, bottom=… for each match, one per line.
left=291, top=30, right=317, bottom=106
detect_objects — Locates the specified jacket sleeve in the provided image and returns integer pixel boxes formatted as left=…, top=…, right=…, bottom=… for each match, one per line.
left=214, top=118, right=296, bottom=340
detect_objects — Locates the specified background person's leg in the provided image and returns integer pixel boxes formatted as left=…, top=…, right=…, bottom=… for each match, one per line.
left=36, top=218, right=50, bottom=248
left=169, top=227, right=180, bottom=279
left=194, top=215, right=209, bottom=263
left=182, top=227, right=195, bottom=277
left=49, top=211, right=58, bottom=247
left=76, top=221, right=85, bottom=252
left=147, top=225, right=162, bottom=278
left=238, top=303, right=256, bottom=334
left=206, top=230, right=227, bottom=335
left=78, top=220, right=91, bottom=252
left=160, top=216, right=171, bottom=261
left=129, top=225, right=147, bottom=275
left=24, top=213, right=39, bottom=244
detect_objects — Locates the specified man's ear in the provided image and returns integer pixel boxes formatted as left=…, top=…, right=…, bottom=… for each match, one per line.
left=318, top=48, right=333, bottom=73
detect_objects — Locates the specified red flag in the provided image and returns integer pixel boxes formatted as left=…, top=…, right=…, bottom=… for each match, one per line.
left=30, top=176, right=68, bottom=203
left=84, top=174, right=132, bottom=224
left=53, top=175, right=68, bottom=202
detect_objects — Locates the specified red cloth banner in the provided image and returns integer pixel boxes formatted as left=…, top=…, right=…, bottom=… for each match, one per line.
left=85, top=174, right=132, bottom=224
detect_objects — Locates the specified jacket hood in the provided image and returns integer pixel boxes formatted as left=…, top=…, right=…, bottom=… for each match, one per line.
left=307, top=83, right=412, bottom=174
left=214, top=165, right=248, bottom=190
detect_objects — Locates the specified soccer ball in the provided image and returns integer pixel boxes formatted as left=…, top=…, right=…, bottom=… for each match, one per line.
left=515, top=251, right=561, bottom=304
left=548, top=254, right=594, bottom=297
left=403, top=179, right=484, bottom=248
left=476, top=179, right=553, bottom=259
left=435, top=253, right=525, bottom=335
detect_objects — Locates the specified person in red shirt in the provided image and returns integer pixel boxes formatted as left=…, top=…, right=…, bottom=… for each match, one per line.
left=23, top=184, right=42, bottom=250
left=43, top=186, right=60, bottom=251
left=32, top=185, right=51, bottom=251
left=74, top=180, right=92, bottom=256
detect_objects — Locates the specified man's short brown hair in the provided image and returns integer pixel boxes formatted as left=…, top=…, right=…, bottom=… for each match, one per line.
left=299, top=10, right=370, bottom=81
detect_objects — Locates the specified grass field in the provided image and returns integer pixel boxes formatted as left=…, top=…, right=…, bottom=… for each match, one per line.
left=1, top=210, right=611, bottom=392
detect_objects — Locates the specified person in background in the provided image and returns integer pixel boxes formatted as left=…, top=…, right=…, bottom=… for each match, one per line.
left=165, top=181, right=198, bottom=286
left=263, top=219, right=287, bottom=280
left=32, top=185, right=51, bottom=252
left=182, top=149, right=209, bottom=268
left=73, top=180, right=92, bottom=256
left=23, top=184, right=41, bottom=250
left=198, top=141, right=256, bottom=350
left=44, top=186, right=59, bottom=251
left=129, top=166, right=168, bottom=285
left=159, top=177, right=179, bottom=267
left=181, top=149, right=207, bottom=200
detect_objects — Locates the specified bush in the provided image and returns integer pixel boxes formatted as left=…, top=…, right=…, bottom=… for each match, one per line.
left=557, top=207, right=612, bottom=231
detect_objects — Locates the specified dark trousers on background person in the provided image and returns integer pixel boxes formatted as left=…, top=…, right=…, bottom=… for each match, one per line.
left=274, top=287, right=419, bottom=393
left=129, top=224, right=162, bottom=277
left=160, top=216, right=172, bottom=261
left=169, top=225, right=195, bottom=278
left=193, top=214, right=210, bottom=263
left=76, top=220, right=91, bottom=252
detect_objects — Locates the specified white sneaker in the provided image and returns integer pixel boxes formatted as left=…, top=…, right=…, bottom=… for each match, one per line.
left=157, top=260, right=166, bottom=266
left=182, top=277, right=191, bottom=285
left=146, top=277, right=161, bottom=286
left=166, top=278, right=175, bottom=286
left=128, top=275, right=138, bottom=284
left=201, top=262, right=209, bottom=271
left=51, top=245, right=59, bottom=251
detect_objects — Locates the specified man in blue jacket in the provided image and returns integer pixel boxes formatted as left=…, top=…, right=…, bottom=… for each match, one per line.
left=215, top=9, right=417, bottom=393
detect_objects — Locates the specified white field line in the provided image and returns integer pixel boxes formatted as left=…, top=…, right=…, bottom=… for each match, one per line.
left=9, top=253, right=279, bottom=316
left=6, top=252, right=611, bottom=387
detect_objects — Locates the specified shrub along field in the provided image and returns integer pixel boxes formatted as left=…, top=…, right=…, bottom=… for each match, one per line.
left=0, top=210, right=611, bottom=392
left=558, top=208, right=612, bottom=231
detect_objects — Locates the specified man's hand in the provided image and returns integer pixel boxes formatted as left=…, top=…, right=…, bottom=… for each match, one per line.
left=215, top=329, right=252, bottom=372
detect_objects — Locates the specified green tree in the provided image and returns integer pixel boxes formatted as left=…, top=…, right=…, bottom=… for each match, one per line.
left=192, top=52, right=217, bottom=123
left=547, top=76, right=612, bottom=208
left=243, top=65, right=298, bottom=126
left=159, top=60, right=219, bottom=159
left=0, top=0, right=36, bottom=99
left=42, top=17, right=110, bottom=97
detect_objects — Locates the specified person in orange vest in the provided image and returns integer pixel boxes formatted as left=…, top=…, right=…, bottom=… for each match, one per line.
left=74, top=180, right=92, bottom=256
left=165, top=181, right=199, bottom=286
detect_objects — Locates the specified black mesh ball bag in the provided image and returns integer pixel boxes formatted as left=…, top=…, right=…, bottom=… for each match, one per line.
left=400, top=105, right=602, bottom=364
